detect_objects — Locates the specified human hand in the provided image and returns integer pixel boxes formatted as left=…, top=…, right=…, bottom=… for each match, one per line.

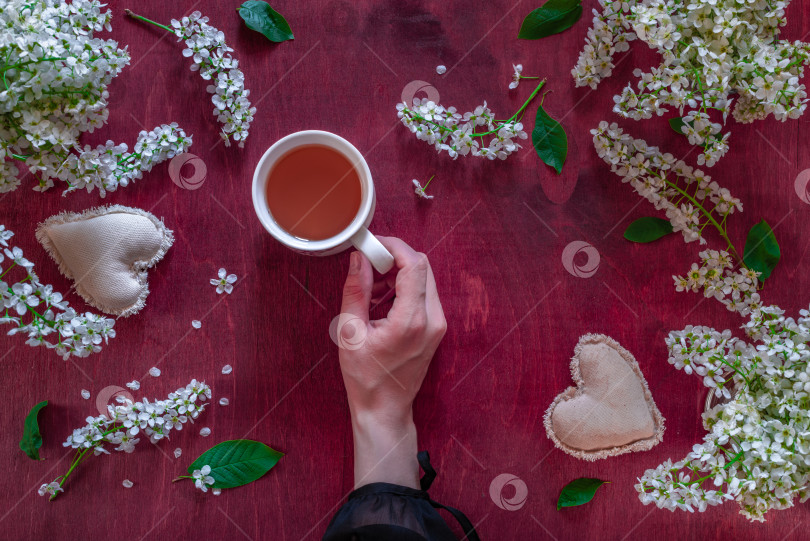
left=336, top=236, right=446, bottom=488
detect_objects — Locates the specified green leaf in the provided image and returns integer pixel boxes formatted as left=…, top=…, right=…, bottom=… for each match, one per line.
left=19, top=400, right=47, bottom=460
left=532, top=105, right=568, bottom=174
left=669, top=117, right=687, bottom=135
left=518, top=0, right=583, bottom=40
left=743, top=220, right=781, bottom=280
left=623, top=217, right=674, bottom=243
left=238, top=1, right=294, bottom=42
left=557, top=478, right=609, bottom=510
left=187, top=439, right=283, bottom=489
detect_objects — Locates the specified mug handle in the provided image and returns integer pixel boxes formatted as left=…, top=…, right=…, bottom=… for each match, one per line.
left=350, top=228, right=394, bottom=274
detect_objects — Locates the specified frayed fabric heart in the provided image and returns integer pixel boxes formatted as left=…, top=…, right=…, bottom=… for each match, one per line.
left=36, top=205, right=173, bottom=317
left=544, top=334, right=665, bottom=461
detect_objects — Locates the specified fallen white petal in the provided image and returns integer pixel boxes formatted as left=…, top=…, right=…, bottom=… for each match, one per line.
left=221, top=364, right=232, bottom=375
left=126, top=380, right=140, bottom=391
left=200, top=427, right=211, bottom=437
left=174, top=448, right=182, bottom=459
left=219, top=397, right=229, bottom=406
left=436, top=65, right=446, bottom=74
left=192, top=320, right=202, bottom=329
left=122, top=479, right=133, bottom=488
left=81, top=389, right=90, bottom=400
left=149, top=367, right=161, bottom=377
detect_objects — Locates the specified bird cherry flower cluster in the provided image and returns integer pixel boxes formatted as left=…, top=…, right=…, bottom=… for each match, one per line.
left=43, top=123, right=192, bottom=197
left=0, top=225, right=115, bottom=359
left=591, top=121, right=743, bottom=252
left=573, top=0, right=810, bottom=167
left=126, top=10, right=256, bottom=148
left=637, top=264, right=810, bottom=521
left=395, top=79, right=546, bottom=160
left=673, top=249, right=762, bottom=319
left=0, top=0, right=192, bottom=195
left=39, top=379, right=212, bottom=500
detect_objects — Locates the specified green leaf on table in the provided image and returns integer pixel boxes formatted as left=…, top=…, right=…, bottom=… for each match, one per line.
left=187, top=439, right=283, bottom=489
left=669, top=117, right=687, bottom=135
left=518, top=0, right=583, bottom=40
left=532, top=105, right=568, bottom=174
left=557, top=477, right=609, bottom=510
left=623, top=217, right=674, bottom=243
left=19, top=400, right=48, bottom=460
left=238, top=1, right=294, bottom=43
left=743, top=219, right=781, bottom=280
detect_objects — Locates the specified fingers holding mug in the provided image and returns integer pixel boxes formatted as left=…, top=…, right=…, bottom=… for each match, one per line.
left=350, top=228, right=394, bottom=274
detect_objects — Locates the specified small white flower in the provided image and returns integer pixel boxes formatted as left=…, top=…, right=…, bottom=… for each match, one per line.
left=149, top=367, right=161, bottom=378
left=192, top=465, right=215, bottom=492
left=509, top=64, right=523, bottom=89
left=211, top=268, right=237, bottom=294
left=412, top=178, right=434, bottom=200
left=38, top=482, right=63, bottom=497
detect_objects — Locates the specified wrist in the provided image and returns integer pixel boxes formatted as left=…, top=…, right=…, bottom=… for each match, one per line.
left=350, top=407, right=419, bottom=489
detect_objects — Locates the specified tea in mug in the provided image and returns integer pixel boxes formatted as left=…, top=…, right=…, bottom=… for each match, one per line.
left=265, top=144, right=362, bottom=241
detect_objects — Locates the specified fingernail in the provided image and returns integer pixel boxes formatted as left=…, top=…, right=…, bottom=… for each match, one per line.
left=349, top=252, right=360, bottom=275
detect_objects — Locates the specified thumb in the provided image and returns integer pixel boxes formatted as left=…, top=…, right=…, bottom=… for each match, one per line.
left=340, top=251, right=373, bottom=323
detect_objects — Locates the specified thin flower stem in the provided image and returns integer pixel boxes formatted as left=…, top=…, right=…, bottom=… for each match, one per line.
left=0, top=262, right=16, bottom=279
left=50, top=423, right=130, bottom=498
left=422, top=174, right=435, bottom=191
left=52, top=447, right=90, bottom=499
left=407, top=78, right=548, bottom=140
left=643, top=165, right=743, bottom=264
left=124, top=10, right=175, bottom=34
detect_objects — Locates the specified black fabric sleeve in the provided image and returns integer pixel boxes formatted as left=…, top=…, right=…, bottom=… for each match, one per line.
left=321, top=482, right=459, bottom=541
left=321, top=452, right=480, bottom=541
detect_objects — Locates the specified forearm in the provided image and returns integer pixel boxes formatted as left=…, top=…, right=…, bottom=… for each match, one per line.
left=350, top=407, right=419, bottom=489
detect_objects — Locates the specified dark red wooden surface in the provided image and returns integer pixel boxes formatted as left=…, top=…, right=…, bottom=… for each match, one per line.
left=2, top=1, right=809, bottom=539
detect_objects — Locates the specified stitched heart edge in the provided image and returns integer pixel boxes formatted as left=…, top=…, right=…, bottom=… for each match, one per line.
left=36, top=205, right=174, bottom=318
left=543, top=333, right=666, bottom=461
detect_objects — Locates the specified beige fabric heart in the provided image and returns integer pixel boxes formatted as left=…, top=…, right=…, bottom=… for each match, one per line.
left=544, top=334, right=665, bottom=461
left=36, top=205, right=173, bottom=317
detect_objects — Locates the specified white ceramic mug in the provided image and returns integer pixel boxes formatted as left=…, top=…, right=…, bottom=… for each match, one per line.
left=251, top=130, right=394, bottom=274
